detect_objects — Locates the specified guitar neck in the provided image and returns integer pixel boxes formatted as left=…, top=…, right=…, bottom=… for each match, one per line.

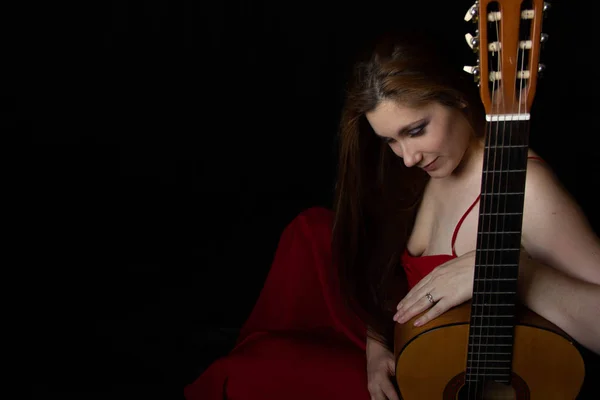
left=466, top=118, right=531, bottom=383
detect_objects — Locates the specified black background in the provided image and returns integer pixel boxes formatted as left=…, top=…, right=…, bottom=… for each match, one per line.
left=16, top=0, right=598, bottom=399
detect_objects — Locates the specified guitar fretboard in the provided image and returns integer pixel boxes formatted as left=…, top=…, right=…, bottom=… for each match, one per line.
left=465, top=119, right=530, bottom=387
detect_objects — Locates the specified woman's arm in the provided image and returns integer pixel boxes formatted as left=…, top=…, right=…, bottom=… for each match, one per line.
left=521, top=160, right=600, bottom=353
left=519, top=254, right=600, bottom=354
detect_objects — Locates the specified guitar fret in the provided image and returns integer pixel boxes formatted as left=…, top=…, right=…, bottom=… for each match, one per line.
left=473, top=291, right=516, bottom=294
left=475, top=264, right=518, bottom=267
left=480, top=192, right=524, bottom=196
left=468, top=325, right=514, bottom=328
left=478, top=232, right=521, bottom=235
left=474, top=278, right=517, bottom=281
left=465, top=372, right=510, bottom=377
left=469, top=343, right=513, bottom=346
left=471, top=314, right=514, bottom=317
left=471, top=334, right=512, bottom=338
left=483, top=169, right=526, bottom=173
left=486, top=144, right=528, bottom=148
left=476, top=247, right=520, bottom=250
left=480, top=212, right=521, bottom=215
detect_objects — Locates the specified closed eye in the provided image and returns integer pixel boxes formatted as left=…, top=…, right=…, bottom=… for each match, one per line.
left=407, top=124, right=426, bottom=137
left=379, top=121, right=428, bottom=143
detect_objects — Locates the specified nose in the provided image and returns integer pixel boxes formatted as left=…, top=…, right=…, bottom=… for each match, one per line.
left=399, top=142, right=422, bottom=168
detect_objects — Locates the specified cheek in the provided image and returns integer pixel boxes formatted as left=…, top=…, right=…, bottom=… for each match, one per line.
left=389, top=143, right=403, bottom=158
left=425, top=134, right=447, bottom=154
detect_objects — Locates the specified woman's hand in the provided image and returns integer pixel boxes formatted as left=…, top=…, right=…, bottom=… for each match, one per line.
left=393, top=250, right=477, bottom=327
left=393, top=249, right=534, bottom=327
left=366, top=337, right=399, bottom=400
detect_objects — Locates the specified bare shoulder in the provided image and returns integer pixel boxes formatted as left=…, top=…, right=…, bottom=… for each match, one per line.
left=524, top=154, right=580, bottom=219
left=523, top=155, right=600, bottom=284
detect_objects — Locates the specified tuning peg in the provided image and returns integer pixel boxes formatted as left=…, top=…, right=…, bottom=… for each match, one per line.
left=540, top=33, right=549, bottom=43
left=463, top=65, right=481, bottom=82
left=465, top=33, right=479, bottom=51
left=463, top=65, right=479, bottom=74
left=537, top=63, right=547, bottom=79
left=464, top=2, right=479, bottom=22
left=543, top=2, right=551, bottom=13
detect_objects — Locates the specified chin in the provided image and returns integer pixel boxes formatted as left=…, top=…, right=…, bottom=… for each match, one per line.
left=426, top=167, right=452, bottom=179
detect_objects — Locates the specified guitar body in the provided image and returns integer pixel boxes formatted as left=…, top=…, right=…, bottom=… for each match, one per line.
left=394, top=304, right=585, bottom=399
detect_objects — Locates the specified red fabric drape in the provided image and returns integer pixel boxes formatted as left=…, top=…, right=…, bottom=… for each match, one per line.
left=184, top=207, right=370, bottom=400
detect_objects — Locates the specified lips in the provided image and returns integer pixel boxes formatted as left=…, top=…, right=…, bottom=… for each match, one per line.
left=421, top=157, right=439, bottom=171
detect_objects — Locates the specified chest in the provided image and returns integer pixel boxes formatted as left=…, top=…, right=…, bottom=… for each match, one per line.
left=409, top=183, right=482, bottom=257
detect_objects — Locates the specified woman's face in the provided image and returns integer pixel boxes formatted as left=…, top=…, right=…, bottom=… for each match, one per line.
left=365, top=100, right=475, bottom=179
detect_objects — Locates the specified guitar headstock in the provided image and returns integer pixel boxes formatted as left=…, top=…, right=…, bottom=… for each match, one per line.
left=463, top=0, right=550, bottom=118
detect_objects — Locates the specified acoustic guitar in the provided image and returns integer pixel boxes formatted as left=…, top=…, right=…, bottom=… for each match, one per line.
left=393, top=1, right=585, bottom=399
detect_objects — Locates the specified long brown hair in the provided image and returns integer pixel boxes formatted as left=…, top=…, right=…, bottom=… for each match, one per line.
left=332, top=30, right=485, bottom=345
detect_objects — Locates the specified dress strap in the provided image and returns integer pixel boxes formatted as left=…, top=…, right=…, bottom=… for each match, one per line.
left=450, top=155, right=544, bottom=257
left=451, top=195, right=481, bottom=257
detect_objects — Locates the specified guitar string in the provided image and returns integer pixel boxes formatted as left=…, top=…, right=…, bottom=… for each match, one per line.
left=491, top=9, right=504, bottom=389
left=511, top=15, right=529, bottom=390
left=487, top=9, right=518, bottom=393
left=487, top=13, right=504, bottom=398
left=497, top=13, right=529, bottom=394
left=471, top=11, right=499, bottom=397
left=486, top=15, right=503, bottom=393
left=494, top=9, right=509, bottom=389
left=470, top=6, right=486, bottom=395
left=474, top=11, right=503, bottom=399
left=488, top=7, right=529, bottom=396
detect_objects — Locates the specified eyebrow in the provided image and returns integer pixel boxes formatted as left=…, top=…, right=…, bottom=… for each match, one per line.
left=374, top=117, right=429, bottom=139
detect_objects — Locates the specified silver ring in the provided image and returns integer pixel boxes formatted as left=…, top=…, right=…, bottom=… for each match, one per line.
left=425, top=292, right=435, bottom=304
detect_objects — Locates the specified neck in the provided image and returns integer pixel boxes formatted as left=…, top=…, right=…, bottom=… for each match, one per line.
left=448, top=137, right=485, bottom=183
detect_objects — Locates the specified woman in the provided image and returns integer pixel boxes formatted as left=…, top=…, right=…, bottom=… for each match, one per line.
left=184, top=30, right=600, bottom=400
left=333, top=30, right=600, bottom=399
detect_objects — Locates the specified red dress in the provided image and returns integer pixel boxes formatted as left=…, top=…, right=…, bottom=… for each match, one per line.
left=184, top=158, right=542, bottom=399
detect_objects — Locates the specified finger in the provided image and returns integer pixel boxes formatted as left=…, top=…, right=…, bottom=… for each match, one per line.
left=413, top=298, right=451, bottom=326
left=370, top=390, right=386, bottom=400
left=380, top=379, right=400, bottom=400
left=396, top=286, right=429, bottom=320
left=396, top=275, right=432, bottom=310
left=387, top=357, right=396, bottom=375
left=369, top=382, right=386, bottom=400
left=395, top=291, right=436, bottom=323
left=395, top=284, right=439, bottom=321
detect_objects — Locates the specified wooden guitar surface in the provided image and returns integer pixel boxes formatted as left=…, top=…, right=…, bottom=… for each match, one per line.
left=394, top=304, right=585, bottom=399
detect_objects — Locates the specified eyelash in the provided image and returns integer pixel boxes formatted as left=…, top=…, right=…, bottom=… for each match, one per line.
left=383, top=124, right=426, bottom=143
left=407, top=125, right=426, bottom=137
